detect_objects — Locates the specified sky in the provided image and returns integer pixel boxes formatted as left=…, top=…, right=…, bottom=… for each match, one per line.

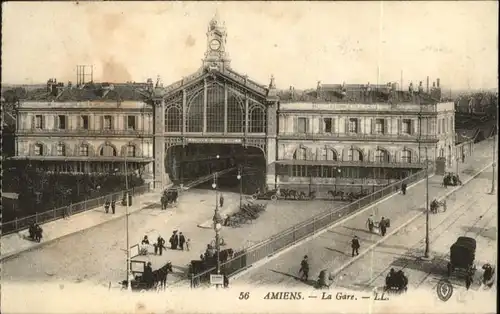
left=2, top=1, right=498, bottom=90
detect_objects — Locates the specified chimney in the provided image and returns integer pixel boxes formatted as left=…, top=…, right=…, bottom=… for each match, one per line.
left=437, top=78, right=440, bottom=88
left=426, top=76, right=429, bottom=93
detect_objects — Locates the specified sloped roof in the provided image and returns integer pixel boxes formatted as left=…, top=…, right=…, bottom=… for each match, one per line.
left=9, top=82, right=148, bottom=102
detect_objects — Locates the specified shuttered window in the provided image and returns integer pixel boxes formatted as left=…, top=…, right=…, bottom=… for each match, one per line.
left=35, top=115, right=43, bottom=129
left=80, top=116, right=89, bottom=130
left=103, top=116, right=112, bottom=130
left=375, top=119, right=384, bottom=134
left=56, top=143, right=66, bottom=156
left=348, top=118, right=358, bottom=133
left=402, top=119, right=412, bottom=134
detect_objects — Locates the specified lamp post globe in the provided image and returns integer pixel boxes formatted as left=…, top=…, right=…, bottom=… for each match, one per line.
left=212, top=183, right=217, bottom=189
left=216, top=155, right=220, bottom=159
left=237, top=174, right=241, bottom=180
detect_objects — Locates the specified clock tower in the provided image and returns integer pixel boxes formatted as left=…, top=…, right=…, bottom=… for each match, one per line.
left=202, top=11, right=231, bottom=70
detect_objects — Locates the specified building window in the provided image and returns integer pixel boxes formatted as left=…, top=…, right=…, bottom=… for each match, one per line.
left=81, top=115, right=89, bottom=130
left=439, top=148, right=445, bottom=157
left=375, top=149, right=389, bottom=163
left=297, top=117, right=307, bottom=134
left=35, top=115, right=43, bottom=129
left=79, top=145, right=89, bottom=156
left=249, top=106, right=266, bottom=133
left=127, top=145, right=136, bottom=157
left=127, top=115, right=136, bottom=130
left=402, top=119, right=412, bottom=134
left=165, top=106, right=182, bottom=132
left=293, top=147, right=307, bottom=160
left=348, top=118, right=358, bottom=133
left=103, top=115, right=112, bottom=130
left=56, top=143, right=66, bottom=156
left=100, top=144, right=117, bottom=157
left=326, top=149, right=337, bottom=161
left=401, top=150, right=412, bottom=163
left=58, top=115, right=67, bottom=130
left=323, top=118, right=333, bottom=133
left=375, top=119, right=385, bottom=134
left=34, top=144, right=43, bottom=156
left=227, top=92, right=245, bottom=133
left=348, top=148, right=363, bottom=161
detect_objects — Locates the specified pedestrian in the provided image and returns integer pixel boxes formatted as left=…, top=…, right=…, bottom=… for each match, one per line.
left=179, top=232, right=186, bottom=250
left=223, top=273, right=229, bottom=288
left=157, top=235, right=165, bottom=256
left=465, top=271, right=473, bottom=290
left=111, top=200, right=116, bottom=214
left=219, top=194, right=224, bottom=208
left=367, top=215, right=375, bottom=233
left=351, top=235, right=360, bottom=257
left=401, top=182, right=407, bottom=195
left=380, top=217, right=387, bottom=236
left=186, top=238, right=191, bottom=251
left=298, top=255, right=309, bottom=282
left=154, top=242, right=158, bottom=255
left=104, top=200, right=110, bottom=213
left=462, top=153, right=465, bottom=163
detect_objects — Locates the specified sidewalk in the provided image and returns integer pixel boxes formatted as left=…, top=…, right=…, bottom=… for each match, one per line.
left=234, top=137, right=496, bottom=286
left=0, top=191, right=163, bottom=261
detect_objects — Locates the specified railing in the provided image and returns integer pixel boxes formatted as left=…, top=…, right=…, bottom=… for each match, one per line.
left=17, top=129, right=152, bottom=136
left=190, top=165, right=433, bottom=287
left=278, top=132, right=437, bottom=141
left=0, top=184, right=152, bottom=236
left=276, top=159, right=427, bottom=169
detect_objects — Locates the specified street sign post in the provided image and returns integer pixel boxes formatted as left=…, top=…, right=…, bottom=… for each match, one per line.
left=210, top=274, right=224, bottom=285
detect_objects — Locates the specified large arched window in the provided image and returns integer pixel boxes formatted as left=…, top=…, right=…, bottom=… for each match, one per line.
left=249, top=105, right=266, bottom=133
left=186, top=90, right=203, bottom=132
left=401, top=150, right=412, bottom=163
left=79, top=144, right=89, bottom=156
left=348, top=148, right=363, bottom=162
left=165, top=105, right=182, bottom=132
left=100, top=144, right=117, bottom=157
left=293, top=147, right=307, bottom=160
left=227, top=91, right=244, bottom=133
left=375, top=149, right=389, bottom=163
left=206, top=85, right=225, bottom=133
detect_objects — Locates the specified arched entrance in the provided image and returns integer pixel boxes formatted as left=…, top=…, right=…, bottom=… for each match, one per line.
left=165, top=144, right=266, bottom=193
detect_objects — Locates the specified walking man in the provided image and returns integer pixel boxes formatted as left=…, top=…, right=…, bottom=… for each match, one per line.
left=401, top=182, right=407, bottom=195
left=367, top=214, right=375, bottom=233
left=219, top=194, right=224, bottom=208
left=380, top=217, right=387, bottom=236
left=179, top=232, right=186, bottom=251
left=157, top=235, right=165, bottom=256
left=111, top=200, right=116, bottom=214
left=186, top=238, right=191, bottom=251
left=351, top=235, right=360, bottom=257
left=104, top=200, right=110, bottom=214
left=299, top=255, right=309, bottom=282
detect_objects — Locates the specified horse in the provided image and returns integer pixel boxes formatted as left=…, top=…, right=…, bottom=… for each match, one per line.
left=161, top=189, right=179, bottom=210
left=153, top=262, right=173, bottom=290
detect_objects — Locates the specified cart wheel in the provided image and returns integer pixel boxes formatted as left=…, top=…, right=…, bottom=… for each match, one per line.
left=271, top=195, right=278, bottom=201
left=251, top=194, right=258, bottom=201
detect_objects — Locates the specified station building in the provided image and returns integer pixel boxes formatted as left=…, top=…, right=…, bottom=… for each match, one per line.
left=11, top=14, right=456, bottom=193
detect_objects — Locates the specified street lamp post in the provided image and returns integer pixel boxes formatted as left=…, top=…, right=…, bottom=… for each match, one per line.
left=490, top=135, right=496, bottom=195
left=212, top=179, right=223, bottom=288
left=418, top=111, right=431, bottom=259
left=237, top=166, right=242, bottom=210
left=119, top=156, right=132, bottom=291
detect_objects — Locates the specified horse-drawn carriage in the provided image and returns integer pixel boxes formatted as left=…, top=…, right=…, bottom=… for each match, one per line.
left=251, top=188, right=316, bottom=201
left=430, top=199, right=447, bottom=214
left=447, top=236, right=476, bottom=277
left=443, top=172, right=462, bottom=187
left=121, top=260, right=173, bottom=292
left=384, top=269, right=409, bottom=294
left=161, top=188, right=179, bottom=210
left=189, top=248, right=235, bottom=286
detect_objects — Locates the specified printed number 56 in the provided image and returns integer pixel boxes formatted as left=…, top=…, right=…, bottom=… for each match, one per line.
left=239, top=292, right=250, bottom=300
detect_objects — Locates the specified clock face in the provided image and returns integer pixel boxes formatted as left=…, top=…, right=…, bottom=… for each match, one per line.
left=210, top=39, right=221, bottom=51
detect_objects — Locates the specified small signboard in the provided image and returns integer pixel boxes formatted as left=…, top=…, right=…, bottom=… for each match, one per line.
left=130, top=260, right=146, bottom=274
left=130, top=244, right=140, bottom=258
left=210, top=274, right=224, bottom=285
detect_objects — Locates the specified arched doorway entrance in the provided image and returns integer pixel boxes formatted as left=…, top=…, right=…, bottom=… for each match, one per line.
left=165, top=144, right=266, bottom=193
